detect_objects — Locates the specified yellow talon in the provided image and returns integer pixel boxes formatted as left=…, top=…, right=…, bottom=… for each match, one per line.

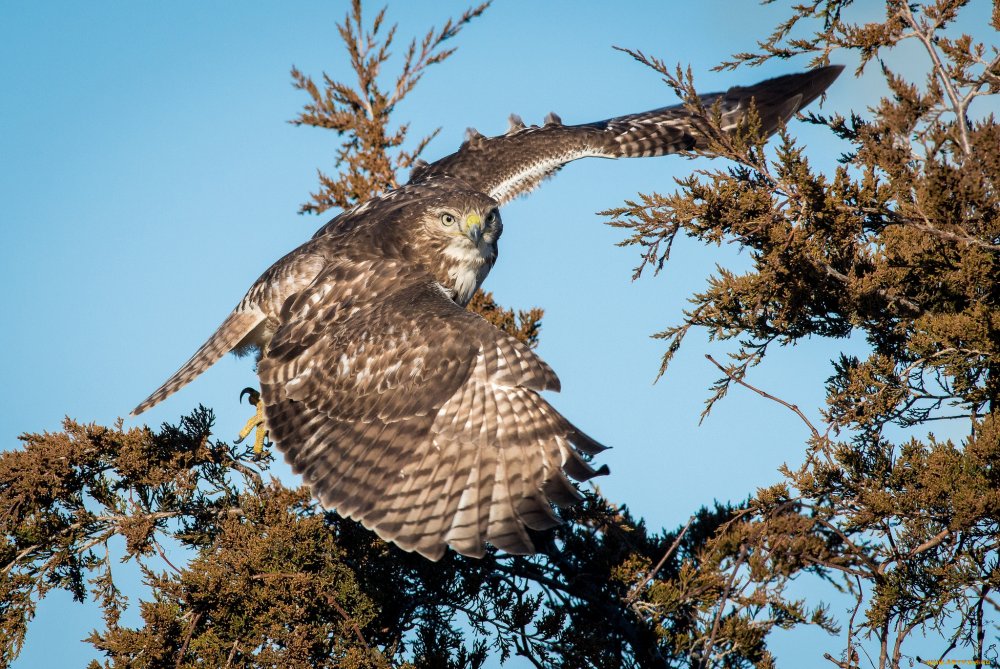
left=236, top=387, right=269, bottom=455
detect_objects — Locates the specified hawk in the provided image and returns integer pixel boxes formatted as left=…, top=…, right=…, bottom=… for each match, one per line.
left=132, top=65, right=843, bottom=560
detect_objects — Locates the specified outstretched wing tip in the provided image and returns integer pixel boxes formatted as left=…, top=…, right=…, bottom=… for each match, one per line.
left=409, top=64, right=844, bottom=203
left=818, top=63, right=846, bottom=78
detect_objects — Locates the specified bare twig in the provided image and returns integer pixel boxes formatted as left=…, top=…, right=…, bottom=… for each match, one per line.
left=899, top=3, right=972, bottom=154
left=224, top=639, right=240, bottom=669
left=2, top=543, right=41, bottom=575
left=625, top=516, right=695, bottom=605
left=906, top=219, right=1000, bottom=252
left=174, top=611, right=201, bottom=669
left=845, top=574, right=863, bottom=669
left=824, top=651, right=856, bottom=669
left=701, top=545, right=748, bottom=668
left=151, top=538, right=184, bottom=576
left=705, top=354, right=822, bottom=439
left=328, top=596, right=371, bottom=649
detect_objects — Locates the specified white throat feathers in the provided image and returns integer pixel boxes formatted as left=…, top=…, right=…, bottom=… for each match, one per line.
left=443, top=237, right=495, bottom=306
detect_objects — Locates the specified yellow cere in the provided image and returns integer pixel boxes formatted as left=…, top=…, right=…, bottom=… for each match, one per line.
left=463, top=213, right=482, bottom=231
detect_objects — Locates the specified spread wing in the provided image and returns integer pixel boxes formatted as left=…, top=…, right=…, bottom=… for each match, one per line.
left=257, top=259, right=607, bottom=561
left=409, top=65, right=844, bottom=205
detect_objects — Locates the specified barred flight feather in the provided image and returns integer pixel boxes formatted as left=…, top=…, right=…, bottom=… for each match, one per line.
left=410, top=65, right=843, bottom=205
left=257, top=270, right=608, bottom=560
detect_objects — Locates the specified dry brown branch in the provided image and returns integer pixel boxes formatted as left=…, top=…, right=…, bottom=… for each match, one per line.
left=174, top=611, right=201, bottom=669
left=624, top=515, right=694, bottom=605
left=705, top=354, right=822, bottom=439
left=899, top=2, right=972, bottom=154
left=223, top=639, right=240, bottom=669
left=701, top=545, right=748, bottom=668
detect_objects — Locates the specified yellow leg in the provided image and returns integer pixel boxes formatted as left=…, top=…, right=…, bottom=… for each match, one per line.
left=236, top=388, right=269, bottom=455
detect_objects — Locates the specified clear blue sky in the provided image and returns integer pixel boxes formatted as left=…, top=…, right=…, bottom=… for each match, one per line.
left=2, top=1, right=992, bottom=667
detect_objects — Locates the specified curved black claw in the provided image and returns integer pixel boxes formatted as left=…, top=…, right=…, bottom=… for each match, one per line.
left=236, top=387, right=269, bottom=455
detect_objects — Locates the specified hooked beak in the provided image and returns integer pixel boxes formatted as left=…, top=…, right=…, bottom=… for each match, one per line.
left=464, top=213, right=483, bottom=245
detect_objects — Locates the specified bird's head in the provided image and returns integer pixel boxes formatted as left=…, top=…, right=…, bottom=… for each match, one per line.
left=426, top=195, right=502, bottom=253
left=394, top=187, right=503, bottom=304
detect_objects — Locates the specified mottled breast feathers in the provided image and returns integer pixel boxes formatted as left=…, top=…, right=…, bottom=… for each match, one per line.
left=258, top=258, right=606, bottom=560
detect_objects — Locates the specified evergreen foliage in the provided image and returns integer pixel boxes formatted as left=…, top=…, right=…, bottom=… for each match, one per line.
left=3, top=1, right=997, bottom=667
left=606, top=1, right=1000, bottom=665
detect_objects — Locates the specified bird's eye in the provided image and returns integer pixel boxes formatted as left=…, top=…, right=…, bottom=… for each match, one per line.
left=440, top=213, right=457, bottom=226
left=486, top=210, right=498, bottom=225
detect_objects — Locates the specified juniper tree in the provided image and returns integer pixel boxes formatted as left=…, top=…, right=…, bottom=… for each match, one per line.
left=4, top=2, right=997, bottom=669
left=606, top=1, right=1000, bottom=667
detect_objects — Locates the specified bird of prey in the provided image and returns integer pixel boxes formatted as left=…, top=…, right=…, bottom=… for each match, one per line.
left=132, top=65, right=843, bottom=561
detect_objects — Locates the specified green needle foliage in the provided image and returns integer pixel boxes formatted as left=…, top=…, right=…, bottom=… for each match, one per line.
left=3, top=1, right=997, bottom=668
